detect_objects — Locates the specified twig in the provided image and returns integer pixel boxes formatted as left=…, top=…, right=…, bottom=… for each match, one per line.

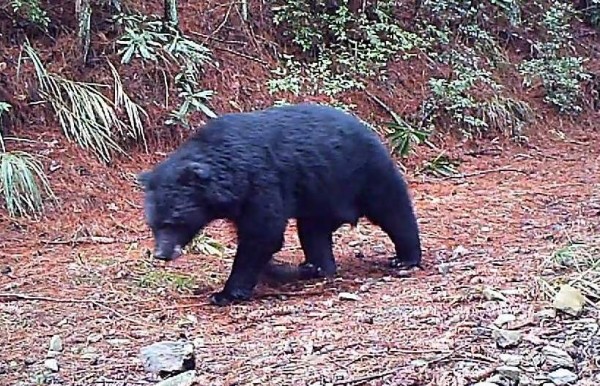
left=333, top=367, right=403, bottom=386
left=0, top=292, right=112, bottom=304
left=40, top=236, right=140, bottom=245
left=442, top=167, right=527, bottom=180
left=0, top=293, right=157, bottom=327
left=212, top=45, right=268, bottom=66
left=203, top=4, right=234, bottom=44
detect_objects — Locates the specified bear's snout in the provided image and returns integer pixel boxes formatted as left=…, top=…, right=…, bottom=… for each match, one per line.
left=153, top=244, right=183, bottom=261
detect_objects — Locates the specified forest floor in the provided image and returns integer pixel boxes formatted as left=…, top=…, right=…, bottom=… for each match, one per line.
left=1, top=120, right=599, bottom=386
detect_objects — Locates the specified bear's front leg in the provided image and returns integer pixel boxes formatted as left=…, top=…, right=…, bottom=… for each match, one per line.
left=209, top=195, right=287, bottom=306
left=209, top=243, right=274, bottom=306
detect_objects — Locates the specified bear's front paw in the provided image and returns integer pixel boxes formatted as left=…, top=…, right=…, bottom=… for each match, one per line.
left=209, top=288, right=252, bottom=306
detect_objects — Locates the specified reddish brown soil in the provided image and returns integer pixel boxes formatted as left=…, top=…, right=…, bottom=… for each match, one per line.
left=1, top=1, right=600, bottom=385
left=1, top=119, right=598, bottom=385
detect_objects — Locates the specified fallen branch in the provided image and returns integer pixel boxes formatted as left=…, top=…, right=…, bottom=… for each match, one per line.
left=40, top=235, right=142, bottom=246
left=0, top=292, right=157, bottom=327
left=0, top=292, right=108, bottom=304
left=442, top=167, right=527, bottom=180
left=333, top=367, right=403, bottom=385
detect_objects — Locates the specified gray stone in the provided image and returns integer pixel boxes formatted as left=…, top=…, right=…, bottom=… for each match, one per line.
left=542, top=345, right=575, bottom=369
left=547, top=368, right=578, bottom=385
left=496, top=365, right=521, bottom=381
left=499, top=353, right=523, bottom=366
left=140, top=341, right=195, bottom=377
left=438, top=263, right=452, bottom=275
left=49, top=335, right=63, bottom=352
left=154, top=370, right=196, bottom=386
left=87, top=333, right=103, bottom=343
left=493, top=329, right=522, bottom=348
left=552, top=285, right=585, bottom=316
left=44, top=358, right=59, bottom=372
left=338, top=292, right=360, bottom=301
left=494, top=313, right=516, bottom=327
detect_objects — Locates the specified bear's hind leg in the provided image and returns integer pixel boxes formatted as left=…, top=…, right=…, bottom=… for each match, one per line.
left=296, top=217, right=337, bottom=279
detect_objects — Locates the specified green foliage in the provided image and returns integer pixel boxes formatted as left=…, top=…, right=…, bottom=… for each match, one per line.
left=0, top=102, right=10, bottom=127
left=0, top=102, right=54, bottom=218
left=9, top=0, right=49, bottom=29
left=186, top=232, right=225, bottom=257
left=417, top=152, right=461, bottom=178
left=519, top=2, right=592, bottom=115
left=136, top=270, right=196, bottom=292
left=268, top=1, right=422, bottom=97
left=408, top=2, right=535, bottom=139
left=582, top=0, right=600, bottom=28
left=0, top=146, right=54, bottom=218
left=23, top=42, right=148, bottom=163
left=114, top=13, right=217, bottom=126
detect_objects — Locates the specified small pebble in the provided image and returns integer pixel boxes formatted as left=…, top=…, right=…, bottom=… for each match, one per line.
left=44, top=358, right=59, bottom=372
left=338, top=292, right=360, bottom=301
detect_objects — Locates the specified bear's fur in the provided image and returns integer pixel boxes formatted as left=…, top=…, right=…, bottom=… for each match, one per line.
left=138, top=103, right=422, bottom=306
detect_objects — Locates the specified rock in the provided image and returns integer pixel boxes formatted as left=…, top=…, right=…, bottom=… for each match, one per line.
left=542, top=345, right=575, bottom=369
left=107, top=338, right=130, bottom=346
left=87, top=333, right=103, bottom=343
left=499, top=353, right=523, bottom=366
left=154, top=370, right=196, bottom=386
left=44, top=358, right=59, bottom=372
left=483, top=287, right=508, bottom=302
left=438, top=263, right=452, bottom=275
left=496, top=365, right=521, bottom=381
left=411, top=359, right=428, bottom=367
left=452, top=245, right=469, bottom=258
left=140, top=341, right=195, bottom=377
left=547, top=368, right=578, bottom=385
left=49, top=335, right=63, bottom=352
left=519, top=374, right=533, bottom=385
left=81, top=347, right=100, bottom=365
left=494, top=313, right=516, bottom=327
left=493, top=329, right=522, bottom=348
left=338, top=292, right=360, bottom=301
left=535, top=309, right=556, bottom=320
left=552, top=285, right=585, bottom=316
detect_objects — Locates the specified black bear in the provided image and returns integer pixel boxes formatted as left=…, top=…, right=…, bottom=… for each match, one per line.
left=138, top=103, right=422, bottom=306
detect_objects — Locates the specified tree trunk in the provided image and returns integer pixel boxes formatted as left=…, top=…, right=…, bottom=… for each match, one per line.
left=75, top=0, right=92, bottom=66
left=164, top=0, right=179, bottom=30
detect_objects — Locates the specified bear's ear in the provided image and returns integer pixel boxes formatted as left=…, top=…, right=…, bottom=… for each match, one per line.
left=183, top=162, right=211, bottom=183
left=136, top=171, right=152, bottom=189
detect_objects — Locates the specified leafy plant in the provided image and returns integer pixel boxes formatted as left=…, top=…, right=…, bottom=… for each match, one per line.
left=186, top=232, right=225, bottom=258
left=417, top=152, right=461, bottom=178
left=519, top=2, right=592, bottom=114
left=114, top=12, right=217, bottom=126
left=268, top=1, right=422, bottom=97
left=23, top=42, right=148, bottom=163
left=9, top=0, right=50, bottom=29
left=0, top=135, right=54, bottom=218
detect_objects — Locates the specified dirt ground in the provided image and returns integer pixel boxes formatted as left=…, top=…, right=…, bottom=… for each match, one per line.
left=1, top=118, right=599, bottom=385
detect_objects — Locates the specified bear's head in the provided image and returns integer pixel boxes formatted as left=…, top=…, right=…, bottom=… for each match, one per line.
left=137, top=161, right=212, bottom=261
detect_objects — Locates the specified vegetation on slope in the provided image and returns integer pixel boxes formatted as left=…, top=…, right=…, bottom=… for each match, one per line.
left=0, top=0, right=599, bottom=217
